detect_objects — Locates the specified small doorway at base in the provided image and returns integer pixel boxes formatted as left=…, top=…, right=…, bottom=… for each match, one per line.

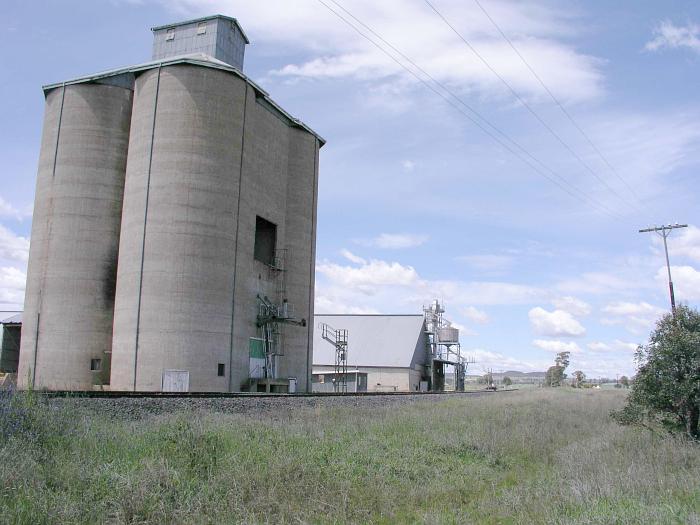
left=162, top=370, right=190, bottom=392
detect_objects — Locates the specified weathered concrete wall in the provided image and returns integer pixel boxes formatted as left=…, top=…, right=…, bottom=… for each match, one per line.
left=23, top=61, right=319, bottom=393
left=228, top=85, right=289, bottom=392
left=228, top=84, right=309, bottom=392
left=18, top=83, right=132, bottom=390
left=279, top=130, right=319, bottom=392
left=110, top=63, right=317, bottom=392
left=111, top=65, right=246, bottom=392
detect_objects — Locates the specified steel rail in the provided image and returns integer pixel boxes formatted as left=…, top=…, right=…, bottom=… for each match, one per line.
left=36, top=389, right=517, bottom=399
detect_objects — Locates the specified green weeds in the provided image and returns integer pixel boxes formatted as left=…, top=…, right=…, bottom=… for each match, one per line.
left=0, top=389, right=698, bottom=524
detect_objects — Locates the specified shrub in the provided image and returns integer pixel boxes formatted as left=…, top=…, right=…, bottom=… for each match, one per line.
left=613, top=305, right=700, bottom=439
left=0, top=388, right=75, bottom=446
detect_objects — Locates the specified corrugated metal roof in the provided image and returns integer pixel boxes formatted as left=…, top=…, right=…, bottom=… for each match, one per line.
left=151, top=14, right=250, bottom=44
left=313, top=315, right=428, bottom=368
left=42, top=54, right=325, bottom=146
left=0, top=312, right=22, bottom=324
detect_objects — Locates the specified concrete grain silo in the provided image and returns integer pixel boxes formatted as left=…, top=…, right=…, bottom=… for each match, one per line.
left=20, top=15, right=323, bottom=392
left=109, top=64, right=249, bottom=392
left=18, top=81, right=133, bottom=390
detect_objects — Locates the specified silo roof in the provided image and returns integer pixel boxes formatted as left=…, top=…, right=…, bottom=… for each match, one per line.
left=42, top=54, right=325, bottom=146
left=151, top=14, right=250, bottom=44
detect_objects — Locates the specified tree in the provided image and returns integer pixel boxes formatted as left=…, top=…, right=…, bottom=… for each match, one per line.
left=545, top=351, right=570, bottom=387
left=572, top=370, right=586, bottom=388
left=502, top=376, right=512, bottom=388
left=620, top=376, right=630, bottom=388
left=555, top=351, right=570, bottom=369
left=614, top=306, right=700, bottom=439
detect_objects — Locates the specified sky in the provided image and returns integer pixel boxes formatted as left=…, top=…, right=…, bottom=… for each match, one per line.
left=1, top=0, right=699, bottom=379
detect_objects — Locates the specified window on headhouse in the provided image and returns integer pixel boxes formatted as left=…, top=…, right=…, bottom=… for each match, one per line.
left=197, top=22, right=207, bottom=35
left=254, top=216, right=277, bottom=265
left=166, top=28, right=175, bottom=41
left=217, top=363, right=225, bottom=377
left=90, top=359, right=102, bottom=371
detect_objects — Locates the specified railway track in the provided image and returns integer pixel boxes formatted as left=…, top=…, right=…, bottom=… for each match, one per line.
left=38, top=389, right=516, bottom=399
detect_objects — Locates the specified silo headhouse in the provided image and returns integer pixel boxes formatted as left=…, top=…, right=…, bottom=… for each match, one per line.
left=18, top=15, right=324, bottom=393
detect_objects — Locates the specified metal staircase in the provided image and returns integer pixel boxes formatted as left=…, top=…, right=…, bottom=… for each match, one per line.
left=320, top=323, right=348, bottom=393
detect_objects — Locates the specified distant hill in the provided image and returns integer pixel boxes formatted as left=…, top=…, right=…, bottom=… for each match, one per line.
left=496, top=371, right=545, bottom=378
left=466, top=370, right=545, bottom=379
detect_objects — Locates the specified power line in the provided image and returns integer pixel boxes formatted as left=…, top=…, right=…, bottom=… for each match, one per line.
left=471, top=0, right=643, bottom=203
left=639, top=223, right=688, bottom=313
left=325, top=0, right=622, bottom=216
left=321, top=0, right=626, bottom=219
left=316, top=0, right=627, bottom=220
left=422, top=0, right=642, bottom=215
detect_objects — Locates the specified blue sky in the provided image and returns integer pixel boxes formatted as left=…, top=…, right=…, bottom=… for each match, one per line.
left=1, top=0, right=699, bottom=378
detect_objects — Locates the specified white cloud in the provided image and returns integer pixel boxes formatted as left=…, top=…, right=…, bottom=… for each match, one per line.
left=528, top=306, right=586, bottom=337
left=0, top=224, right=29, bottom=310
left=551, top=296, right=591, bottom=316
left=449, top=321, right=477, bottom=336
left=572, top=110, right=700, bottom=210
left=0, top=225, right=29, bottom=264
left=0, top=196, right=31, bottom=221
left=569, top=355, right=636, bottom=378
left=317, top=258, right=419, bottom=290
left=586, top=342, right=609, bottom=352
left=357, top=233, right=429, bottom=249
left=646, top=20, right=700, bottom=54
left=587, top=340, right=638, bottom=353
left=340, top=249, right=366, bottom=265
left=0, top=266, right=26, bottom=309
left=148, top=0, right=605, bottom=105
left=462, top=306, right=489, bottom=324
left=456, top=254, right=513, bottom=272
left=557, top=271, right=642, bottom=295
left=468, top=348, right=546, bottom=373
left=602, top=301, right=664, bottom=317
left=429, top=281, right=546, bottom=306
left=314, top=294, right=380, bottom=315
left=401, top=160, right=415, bottom=171
left=600, top=301, right=666, bottom=335
left=315, top=251, right=548, bottom=317
left=663, top=225, right=700, bottom=262
left=657, top=265, right=700, bottom=301
left=600, top=317, right=652, bottom=335
left=532, top=339, right=582, bottom=353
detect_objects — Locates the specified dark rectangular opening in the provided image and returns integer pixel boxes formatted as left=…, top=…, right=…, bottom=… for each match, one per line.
left=90, top=358, right=102, bottom=371
left=254, top=215, right=277, bottom=265
left=218, top=363, right=225, bottom=377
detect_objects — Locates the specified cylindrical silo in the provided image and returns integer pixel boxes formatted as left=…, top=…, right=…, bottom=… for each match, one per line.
left=277, top=129, right=320, bottom=392
left=110, top=64, right=247, bottom=392
left=18, top=82, right=133, bottom=390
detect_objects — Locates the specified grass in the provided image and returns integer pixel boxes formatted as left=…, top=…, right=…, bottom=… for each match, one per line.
left=0, top=388, right=698, bottom=524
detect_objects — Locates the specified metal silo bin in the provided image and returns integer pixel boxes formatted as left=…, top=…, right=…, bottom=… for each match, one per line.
left=437, top=326, right=459, bottom=344
left=110, top=64, right=247, bottom=392
left=18, top=81, right=133, bottom=390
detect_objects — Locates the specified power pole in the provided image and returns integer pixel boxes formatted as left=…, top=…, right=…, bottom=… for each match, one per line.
left=639, top=223, right=688, bottom=313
